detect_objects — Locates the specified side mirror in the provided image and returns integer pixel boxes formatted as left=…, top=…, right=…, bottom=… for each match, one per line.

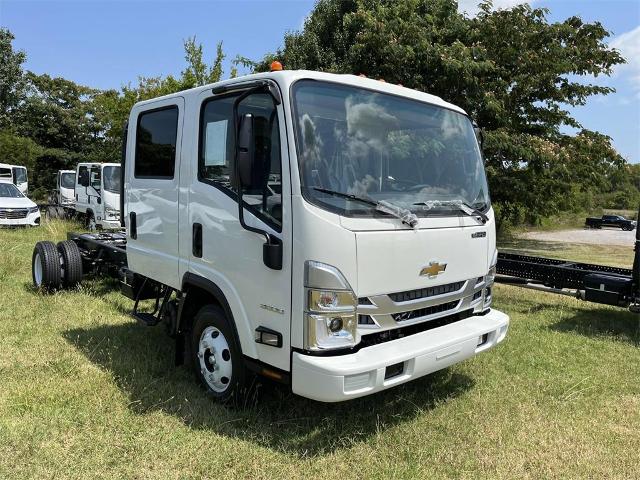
left=237, top=113, right=265, bottom=191
left=235, top=111, right=282, bottom=271
left=472, top=121, right=484, bottom=151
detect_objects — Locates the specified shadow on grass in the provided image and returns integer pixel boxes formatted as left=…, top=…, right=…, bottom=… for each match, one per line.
left=550, top=307, right=640, bottom=345
left=63, top=322, right=474, bottom=457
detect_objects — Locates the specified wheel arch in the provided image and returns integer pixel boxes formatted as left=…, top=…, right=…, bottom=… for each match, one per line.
left=178, top=272, right=257, bottom=360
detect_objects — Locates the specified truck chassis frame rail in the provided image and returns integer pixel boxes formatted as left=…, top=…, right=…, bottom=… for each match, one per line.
left=496, top=252, right=640, bottom=311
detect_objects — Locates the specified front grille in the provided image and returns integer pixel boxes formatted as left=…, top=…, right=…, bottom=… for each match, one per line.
left=358, top=314, right=375, bottom=325
left=388, top=281, right=464, bottom=303
left=0, top=208, right=28, bottom=219
left=360, top=309, right=473, bottom=349
left=392, top=300, right=459, bottom=322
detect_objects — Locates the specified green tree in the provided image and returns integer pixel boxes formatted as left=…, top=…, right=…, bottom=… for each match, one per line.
left=14, top=72, right=98, bottom=152
left=0, top=28, right=27, bottom=128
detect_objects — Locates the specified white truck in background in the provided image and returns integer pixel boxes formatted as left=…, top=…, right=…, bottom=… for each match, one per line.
left=74, top=162, right=121, bottom=230
left=31, top=69, right=509, bottom=404
left=46, top=170, right=77, bottom=220
left=0, top=163, right=28, bottom=195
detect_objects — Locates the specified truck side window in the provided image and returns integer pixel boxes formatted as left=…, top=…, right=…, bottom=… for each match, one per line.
left=135, top=106, right=179, bottom=179
left=199, top=92, right=282, bottom=230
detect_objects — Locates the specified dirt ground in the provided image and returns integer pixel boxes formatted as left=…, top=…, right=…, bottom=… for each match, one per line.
left=521, top=227, right=636, bottom=246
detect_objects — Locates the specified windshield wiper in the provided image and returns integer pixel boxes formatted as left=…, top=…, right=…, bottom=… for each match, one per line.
left=313, top=187, right=418, bottom=228
left=413, top=200, right=488, bottom=224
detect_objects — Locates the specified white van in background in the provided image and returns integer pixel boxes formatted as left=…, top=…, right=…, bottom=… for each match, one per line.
left=0, top=163, right=28, bottom=195
left=74, top=162, right=121, bottom=230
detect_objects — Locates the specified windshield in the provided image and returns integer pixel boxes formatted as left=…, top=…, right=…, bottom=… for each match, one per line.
left=292, top=80, right=490, bottom=217
left=60, top=172, right=75, bottom=189
left=0, top=183, right=23, bottom=198
left=103, top=166, right=121, bottom=194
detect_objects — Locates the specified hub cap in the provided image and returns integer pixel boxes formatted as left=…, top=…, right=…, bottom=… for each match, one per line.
left=198, top=326, right=232, bottom=393
left=33, top=253, right=43, bottom=286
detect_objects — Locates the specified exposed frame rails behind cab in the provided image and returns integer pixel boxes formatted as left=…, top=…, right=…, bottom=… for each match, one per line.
left=496, top=252, right=640, bottom=309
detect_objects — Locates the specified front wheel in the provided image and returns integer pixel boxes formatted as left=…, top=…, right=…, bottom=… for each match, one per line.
left=190, top=305, right=249, bottom=404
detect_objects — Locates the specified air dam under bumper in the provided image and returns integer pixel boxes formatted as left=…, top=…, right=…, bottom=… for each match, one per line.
left=292, top=309, right=509, bottom=402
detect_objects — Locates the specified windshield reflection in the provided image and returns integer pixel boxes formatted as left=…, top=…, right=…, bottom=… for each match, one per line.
left=292, top=80, right=490, bottom=216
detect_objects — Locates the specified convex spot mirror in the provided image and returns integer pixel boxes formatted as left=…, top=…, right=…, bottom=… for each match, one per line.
left=472, top=121, right=485, bottom=151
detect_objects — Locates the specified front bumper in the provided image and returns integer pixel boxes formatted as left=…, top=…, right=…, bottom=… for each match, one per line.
left=292, top=308, right=509, bottom=402
left=0, top=211, right=40, bottom=227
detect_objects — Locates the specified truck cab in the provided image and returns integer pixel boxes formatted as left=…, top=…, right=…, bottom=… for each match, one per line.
left=0, top=163, right=28, bottom=195
left=56, top=170, right=76, bottom=207
left=119, top=70, right=509, bottom=402
left=75, top=162, right=121, bottom=230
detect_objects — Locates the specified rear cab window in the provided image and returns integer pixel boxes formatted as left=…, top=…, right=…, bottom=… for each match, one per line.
left=135, top=106, right=179, bottom=179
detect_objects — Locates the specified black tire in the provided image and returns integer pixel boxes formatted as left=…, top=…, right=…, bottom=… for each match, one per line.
left=46, top=206, right=59, bottom=220
left=32, top=241, right=61, bottom=290
left=190, top=305, right=249, bottom=405
left=57, top=240, right=83, bottom=288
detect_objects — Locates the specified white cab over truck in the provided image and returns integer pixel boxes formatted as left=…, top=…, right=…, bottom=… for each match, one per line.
left=57, top=169, right=76, bottom=207
left=45, top=170, right=77, bottom=221
left=31, top=70, right=509, bottom=403
left=74, top=162, right=121, bottom=229
left=0, top=163, right=28, bottom=195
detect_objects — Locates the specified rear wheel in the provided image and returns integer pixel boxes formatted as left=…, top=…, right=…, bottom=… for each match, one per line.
left=190, top=305, right=249, bottom=404
left=57, top=240, right=83, bottom=288
left=32, top=241, right=61, bottom=290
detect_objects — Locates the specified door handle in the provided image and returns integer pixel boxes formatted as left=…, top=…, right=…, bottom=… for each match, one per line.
left=129, top=212, right=137, bottom=239
left=193, top=223, right=202, bottom=258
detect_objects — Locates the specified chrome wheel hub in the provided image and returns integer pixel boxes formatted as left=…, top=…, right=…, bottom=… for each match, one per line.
left=198, top=326, right=232, bottom=393
left=34, top=252, right=42, bottom=286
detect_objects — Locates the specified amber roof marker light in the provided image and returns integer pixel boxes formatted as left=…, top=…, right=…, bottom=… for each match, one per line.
left=270, top=61, right=283, bottom=72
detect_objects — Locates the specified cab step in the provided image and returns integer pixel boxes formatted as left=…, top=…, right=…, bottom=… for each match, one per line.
left=133, top=311, right=161, bottom=326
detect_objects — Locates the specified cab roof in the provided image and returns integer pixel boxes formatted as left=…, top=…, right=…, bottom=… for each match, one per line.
left=133, top=70, right=467, bottom=116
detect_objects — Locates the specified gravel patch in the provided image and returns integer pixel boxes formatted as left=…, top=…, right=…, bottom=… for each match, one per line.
left=521, top=228, right=636, bottom=246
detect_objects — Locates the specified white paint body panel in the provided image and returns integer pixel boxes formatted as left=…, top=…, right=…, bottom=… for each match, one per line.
left=125, top=98, right=184, bottom=290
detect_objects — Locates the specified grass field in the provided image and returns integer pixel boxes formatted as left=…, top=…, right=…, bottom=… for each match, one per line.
left=1, top=221, right=639, bottom=479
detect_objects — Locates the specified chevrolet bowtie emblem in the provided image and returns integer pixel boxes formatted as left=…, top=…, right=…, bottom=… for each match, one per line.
left=420, top=261, right=447, bottom=278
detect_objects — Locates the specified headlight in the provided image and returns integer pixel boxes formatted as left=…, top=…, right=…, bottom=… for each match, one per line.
left=28, top=206, right=39, bottom=214
left=304, top=261, right=358, bottom=351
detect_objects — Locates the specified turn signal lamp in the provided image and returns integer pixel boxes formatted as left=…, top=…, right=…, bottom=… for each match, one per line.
left=270, top=61, right=283, bottom=72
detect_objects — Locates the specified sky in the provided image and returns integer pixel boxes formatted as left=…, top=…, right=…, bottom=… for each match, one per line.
left=0, top=0, right=638, bottom=162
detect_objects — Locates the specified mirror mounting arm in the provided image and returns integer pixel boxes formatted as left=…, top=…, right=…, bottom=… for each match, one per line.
left=232, top=84, right=283, bottom=271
